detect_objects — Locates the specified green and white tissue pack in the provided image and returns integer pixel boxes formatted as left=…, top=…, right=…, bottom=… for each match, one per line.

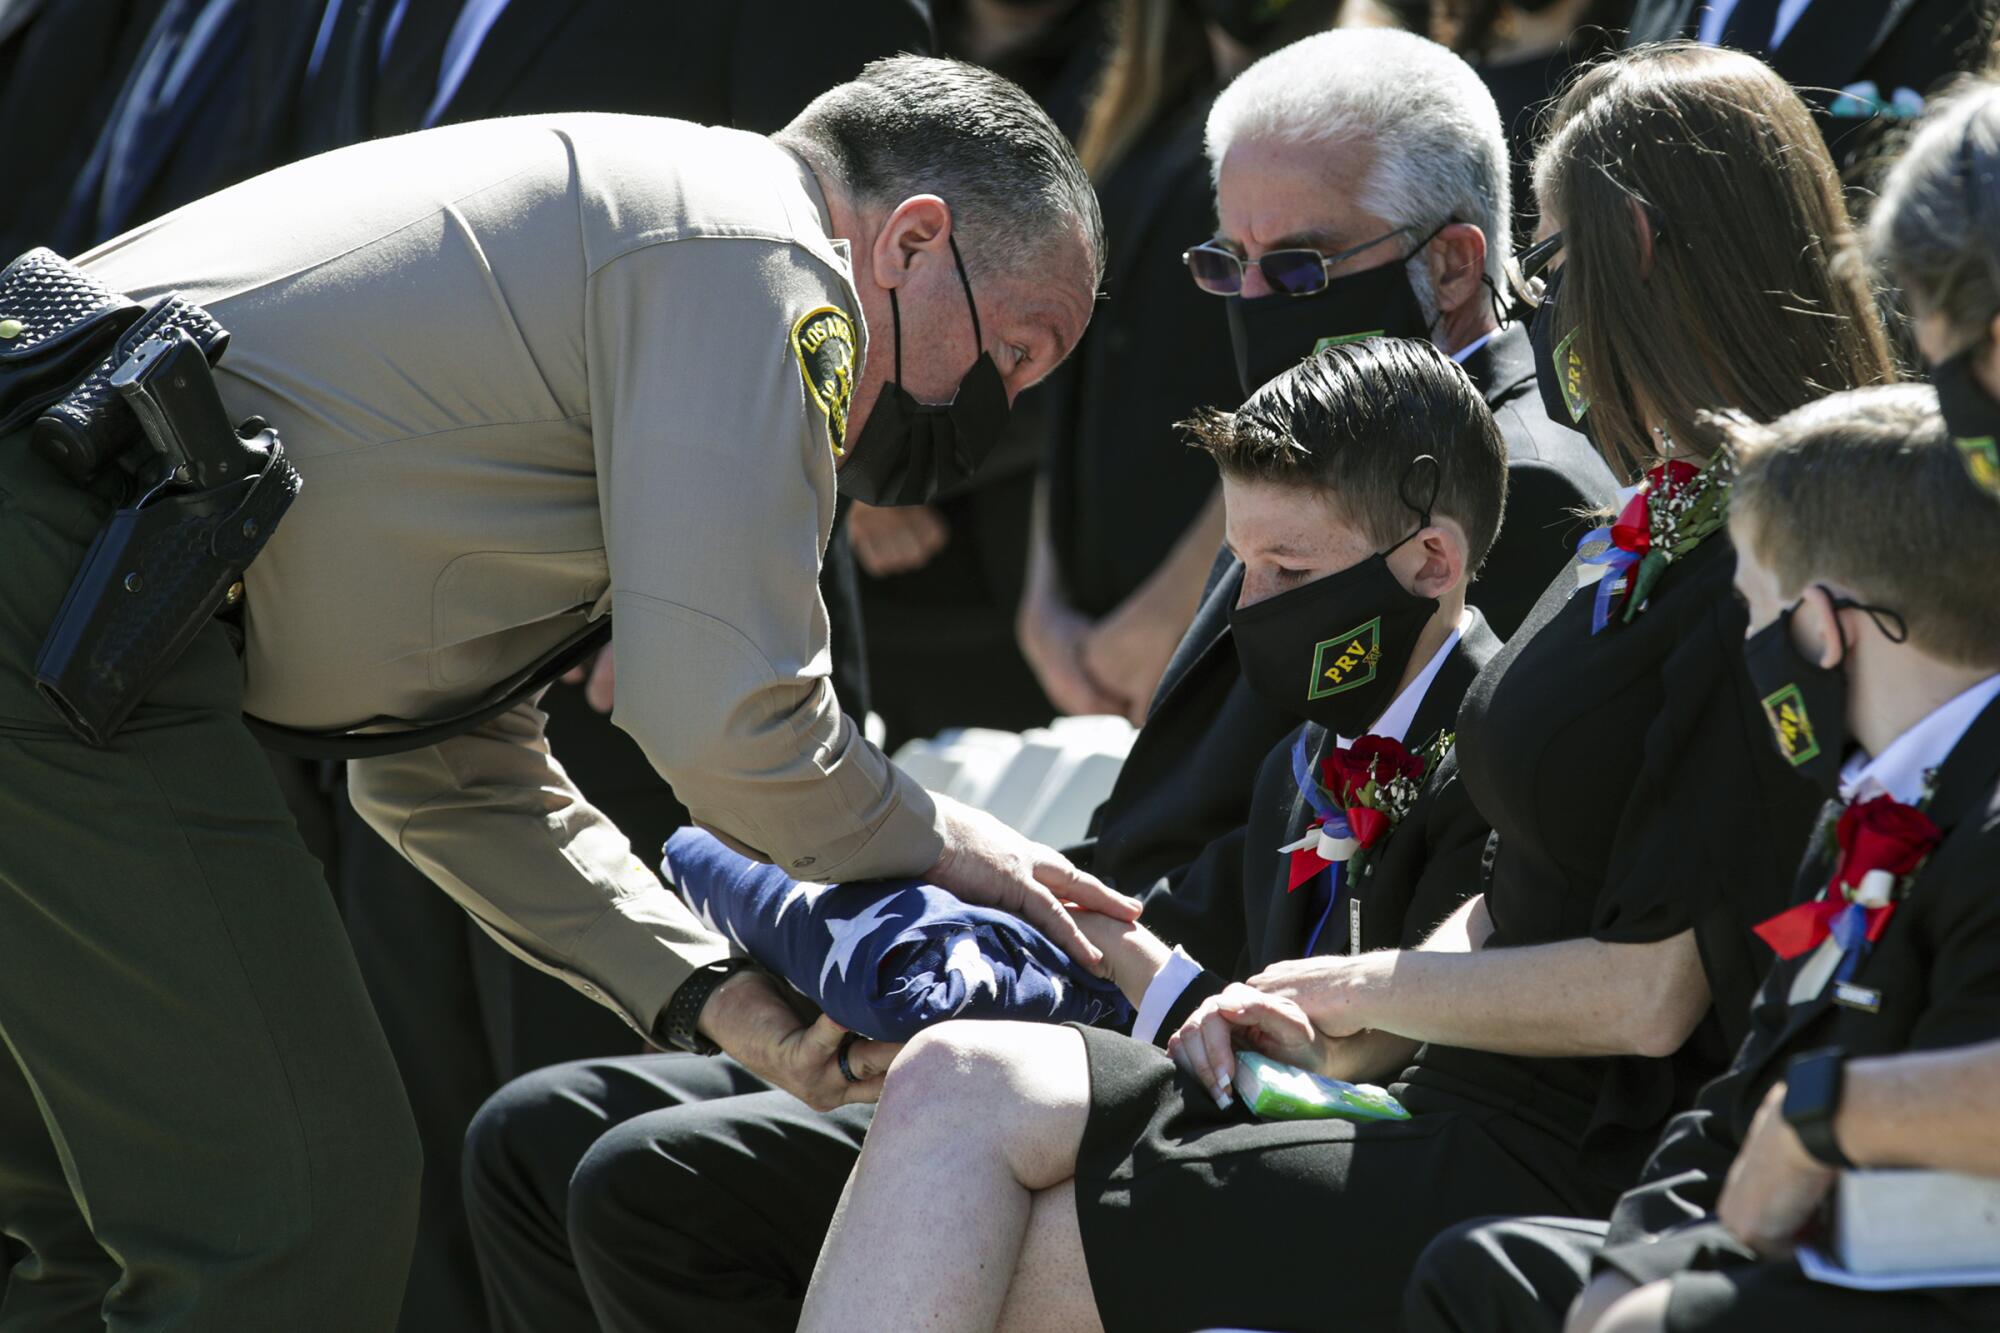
left=1234, top=1051, right=1411, bottom=1123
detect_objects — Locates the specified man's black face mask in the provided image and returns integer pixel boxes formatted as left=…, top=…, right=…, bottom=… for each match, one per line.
left=839, top=236, right=1011, bottom=508
left=1225, top=253, right=1432, bottom=400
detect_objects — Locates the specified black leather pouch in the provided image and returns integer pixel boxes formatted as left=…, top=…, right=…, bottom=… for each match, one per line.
left=0, top=248, right=141, bottom=438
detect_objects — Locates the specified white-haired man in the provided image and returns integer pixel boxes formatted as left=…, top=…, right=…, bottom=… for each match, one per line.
left=1086, top=26, right=1617, bottom=913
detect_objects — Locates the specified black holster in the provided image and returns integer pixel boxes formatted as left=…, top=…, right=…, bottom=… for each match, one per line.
left=0, top=246, right=298, bottom=745
left=34, top=438, right=300, bottom=745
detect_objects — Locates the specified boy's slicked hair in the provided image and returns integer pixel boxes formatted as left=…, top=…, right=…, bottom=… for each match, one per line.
left=1185, top=337, right=1508, bottom=572
left=1726, top=384, right=2000, bottom=667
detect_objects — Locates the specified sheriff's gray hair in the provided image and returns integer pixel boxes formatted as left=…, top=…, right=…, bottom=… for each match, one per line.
left=1871, top=79, right=2000, bottom=352
left=1205, top=29, right=1511, bottom=318
left=779, top=55, right=1105, bottom=289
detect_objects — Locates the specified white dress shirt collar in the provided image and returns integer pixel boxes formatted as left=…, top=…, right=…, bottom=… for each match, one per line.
left=1337, top=607, right=1472, bottom=749
left=1839, top=673, right=2000, bottom=806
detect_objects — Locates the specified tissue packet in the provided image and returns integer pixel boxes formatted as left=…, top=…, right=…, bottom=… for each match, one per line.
left=1234, top=1051, right=1411, bottom=1123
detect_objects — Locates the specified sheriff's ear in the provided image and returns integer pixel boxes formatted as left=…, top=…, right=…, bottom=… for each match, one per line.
left=870, top=195, right=953, bottom=291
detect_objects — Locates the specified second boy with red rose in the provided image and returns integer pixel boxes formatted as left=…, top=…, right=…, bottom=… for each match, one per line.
left=1409, top=383, right=2000, bottom=1333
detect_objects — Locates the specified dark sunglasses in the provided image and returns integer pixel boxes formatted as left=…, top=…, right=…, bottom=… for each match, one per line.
left=1182, top=224, right=1424, bottom=297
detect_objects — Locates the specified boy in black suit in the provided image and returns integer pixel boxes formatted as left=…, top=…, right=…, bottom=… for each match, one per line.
left=1406, top=383, right=2000, bottom=1333
left=1077, top=337, right=1505, bottom=1076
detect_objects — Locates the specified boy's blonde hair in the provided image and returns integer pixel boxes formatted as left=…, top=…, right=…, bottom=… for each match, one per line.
left=1726, top=384, right=2000, bottom=668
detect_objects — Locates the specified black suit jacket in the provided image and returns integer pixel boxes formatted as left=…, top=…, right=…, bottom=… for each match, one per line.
left=428, top=0, right=931, bottom=132
left=1146, top=612, right=1504, bottom=1040
left=1082, top=324, right=1615, bottom=897
left=1625, top=0, right=1993, bottom=175
left=1596, top=692, right=2000, bottom=1322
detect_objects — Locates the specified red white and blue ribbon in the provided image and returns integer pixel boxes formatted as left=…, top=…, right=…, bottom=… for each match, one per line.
left=1752, top=868, right=1899, bottom=983
left=1576, top=523, right=1642, bottom=634
left=1280, top=730, right=1359, bottom=891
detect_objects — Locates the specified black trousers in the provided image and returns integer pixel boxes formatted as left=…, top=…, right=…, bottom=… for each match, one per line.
left=1405, top=1215, right=1608, bottom=1333
left=462, top=1053, right=870, bottom=1333
left=1404, top=1213, right=2000, bottom=1332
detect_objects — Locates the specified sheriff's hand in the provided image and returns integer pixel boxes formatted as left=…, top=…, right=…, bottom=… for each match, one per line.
left=697, top=970, right=898, bottom=1111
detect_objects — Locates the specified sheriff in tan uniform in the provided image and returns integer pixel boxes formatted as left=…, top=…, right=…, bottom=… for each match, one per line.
left=0, top=60, right=1114, bottom=1327
left=87, top=114, right=933, bottom=1033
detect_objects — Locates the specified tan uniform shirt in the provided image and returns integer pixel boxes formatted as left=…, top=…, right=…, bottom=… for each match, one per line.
left=81, top=114, right=943, bottom=1034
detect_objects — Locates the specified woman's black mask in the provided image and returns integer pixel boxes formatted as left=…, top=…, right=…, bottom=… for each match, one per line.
left=1527, top=264, right=1590, bottom=433
left=839, top=236, right=1011, bottom=508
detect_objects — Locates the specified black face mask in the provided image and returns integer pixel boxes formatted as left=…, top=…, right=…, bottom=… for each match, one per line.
left=1527, top=264, right=1590, bottom=433
left=839, top=236, right=1011, bottom=508
left=1195, top=0, right=1301, bottom=45
left=1230, top=530, right=1438, bottom=737
left=1742, top=591, right=1907, bottom=797
left=1743, top=604, right=1851, bottom=798
left=1929, top=345, right=2000, bottom=500
left=1225, top=257, right=1432, bottom=399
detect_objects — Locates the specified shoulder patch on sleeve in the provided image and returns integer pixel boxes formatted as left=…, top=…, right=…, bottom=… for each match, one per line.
left=791, top=306, right=856, bottom=458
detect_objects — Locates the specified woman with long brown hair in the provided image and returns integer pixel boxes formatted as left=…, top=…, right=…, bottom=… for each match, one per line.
left=1526, top=41, right=1897, bottom=476
left=797, top=44, right=1895, bottom=1333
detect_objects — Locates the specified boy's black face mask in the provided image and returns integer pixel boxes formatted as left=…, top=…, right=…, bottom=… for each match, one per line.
left=1741, top=591, right=1907, bottom=798
left=1228, top=456, right=1444, bottom=737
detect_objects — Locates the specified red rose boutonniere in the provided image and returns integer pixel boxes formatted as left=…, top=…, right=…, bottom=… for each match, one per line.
left=1752, top=793, right=1942, bottom=980
left=1282, top=731, right=1452, bottom=890
left=1575, top=451, right=1733, bottom=634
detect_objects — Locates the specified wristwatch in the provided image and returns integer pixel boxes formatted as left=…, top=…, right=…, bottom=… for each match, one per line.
left=659, top=958, right=763, bottom=1055
left=1782, top=1047, right=1853, bottom=1169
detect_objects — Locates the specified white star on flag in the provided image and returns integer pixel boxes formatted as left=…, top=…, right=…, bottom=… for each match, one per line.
left=772, top=879, right=835, bottom=929
left=819, top=896, right=902, bottom=994
left=943, top=933, right=999, bottom=1012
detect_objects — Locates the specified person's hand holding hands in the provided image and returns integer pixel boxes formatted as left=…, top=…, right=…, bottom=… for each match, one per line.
left=1016, top=588, right=1129, bottom=718
left=1167, top=983, right=1327, bottom=1108
left=847, top=501, right=950, bottom=577
left=926, top=796, right=1141, bottom=977
left=1717, top=1081, right=1838, bottom=1258
left=1246, top=953, right=1383, bottom=1041
left=1078, top=592, right=1185, bottom=727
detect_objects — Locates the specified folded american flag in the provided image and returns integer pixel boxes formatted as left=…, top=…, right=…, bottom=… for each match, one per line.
left=662, top=828, right=1131, bottom=1042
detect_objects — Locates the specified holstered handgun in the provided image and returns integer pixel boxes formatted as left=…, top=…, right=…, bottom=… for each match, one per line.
left=33, top=330, right=299, bottom=746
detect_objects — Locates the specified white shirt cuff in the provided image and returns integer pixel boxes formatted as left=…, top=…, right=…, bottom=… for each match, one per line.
left=1131, top=946, right=1204, bottom=1045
